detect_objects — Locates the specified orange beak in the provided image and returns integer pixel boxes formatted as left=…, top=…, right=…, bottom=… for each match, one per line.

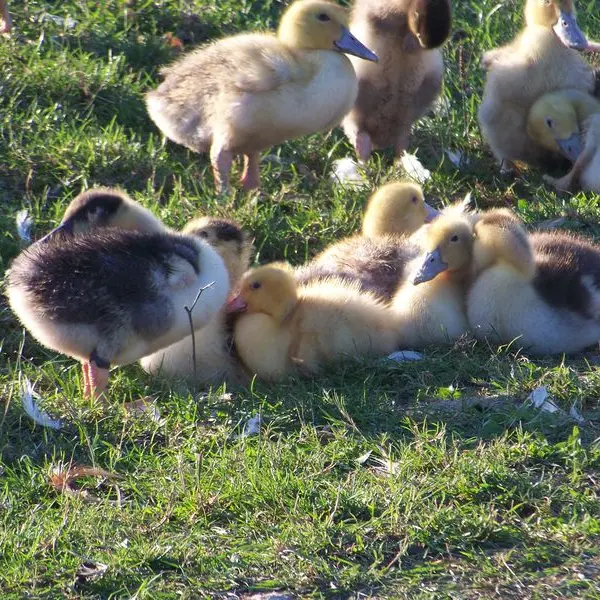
left=226, top=293, right=248, bottom=314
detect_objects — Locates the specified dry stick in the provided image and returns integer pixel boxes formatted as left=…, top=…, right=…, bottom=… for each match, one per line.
left=184, top=281, right=215, bottom=377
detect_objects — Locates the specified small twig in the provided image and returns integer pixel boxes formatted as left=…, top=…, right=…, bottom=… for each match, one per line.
left=184, top=281, right=215, bottom=376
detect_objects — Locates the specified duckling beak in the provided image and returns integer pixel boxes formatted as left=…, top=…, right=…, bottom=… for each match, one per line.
left=556, top=133, right=583, bottom=161
left=226, top=293, right=248, bottom=314
left=553, top=11, right=588, bottom=51
left=36, top=219, right=74, bottom=244
left=334, top=27, right=378, bottom=62
left=424, top=202, right=440, bottom=223
left=413, top=248, right=448, bottom=285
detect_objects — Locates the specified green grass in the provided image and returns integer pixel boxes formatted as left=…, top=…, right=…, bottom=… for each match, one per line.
left=1, top=0, right=600, bottom=597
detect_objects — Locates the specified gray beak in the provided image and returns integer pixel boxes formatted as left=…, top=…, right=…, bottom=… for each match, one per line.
left=424, top=202, right=440, bottom=223
left=335, top=27, right=378, bottom=62
left=553, top=11, right=588, bottom=51
left=557, top=133, right=583, bottom=161
left=37, top=219, right=74, bottom=244
left=413, top=248, right=448, bottom=285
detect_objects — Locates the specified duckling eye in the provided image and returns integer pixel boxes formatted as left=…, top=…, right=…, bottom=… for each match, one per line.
left=198, top=230, right=209, bottom=238
left=412, top=196, right=418, bottom=204
left=316, top=13, right=331, bottom=22
left=546, top=118, right=554, bottom=129
left=450, top=235, right=459, bottom=242
left=250, top=281, right=262, bottom=290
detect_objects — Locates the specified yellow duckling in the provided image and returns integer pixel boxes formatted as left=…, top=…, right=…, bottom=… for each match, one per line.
left=6, top=228, right=229, bottom=399
left=391, top=212, right=474, bottom=347
left=342, top=0, right=452, bottom=161
left=297, top=181, right=437, bottom=300
left=227, top=264, right=398, bottom=381
left=145, top=0, right=377, bottom=193
left=478, top=0, right=597, bottom=169
left=140, top=217, right=255, bottom=386
left=467, top=209, right=600, bottom=355
left=361, top=181, right=438, bottom=238
left=527, top=89, right=600, bottom=192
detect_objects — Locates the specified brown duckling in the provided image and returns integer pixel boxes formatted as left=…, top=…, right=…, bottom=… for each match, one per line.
left=145, top=0, right=377, bottom=193
left=227, top=264, right=398, bottom=381
left=6, top=229, right=229, bottom=399
left=342, top=0, right=452, bottom=161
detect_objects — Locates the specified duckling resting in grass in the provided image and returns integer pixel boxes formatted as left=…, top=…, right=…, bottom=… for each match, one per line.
left=227, top=264, right=398, bottom=381
left=6, top=230, right=229, bottom=398
left=391, top=211, right=473, bottom=347
left=467, top=209, right=600, bottom=355
left=527, top=89, right=600, bottom=192
left=140, top=217, right=255, bottom=386
left=145, top=0, right=377, bottom=193
left=342, top=0, right=452, bottom=161
left=296, top=181, right=437, bottom=300
left=478, top=0, right=597, bottom=170
left=42, top=188, right=165, bottom=241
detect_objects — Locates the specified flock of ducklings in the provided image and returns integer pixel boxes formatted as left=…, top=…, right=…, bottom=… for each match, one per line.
left=4, top=0, right=600, bottom=402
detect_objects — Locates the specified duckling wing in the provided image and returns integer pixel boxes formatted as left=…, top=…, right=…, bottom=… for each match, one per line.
left=230, top=37, right=316, bottom=93
left=160, top=34, right=315, bottom=96
left=532, top=232, right=600, bottom=319
left=9, top=231, right=197, bottom=331
left=307, top=236, right=420, bottom=301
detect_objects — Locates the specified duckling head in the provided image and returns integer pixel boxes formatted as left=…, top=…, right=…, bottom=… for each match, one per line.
left=226, top=265, right=298, bottom=323
left=40, top=188, right=163, bottom=243
left=183, top=216, right=254, bottom=286
left=472, top=209, right=535, bottom=278
left=527, top=91, right=582, bottom=161
left=362, top=181, right=439, bottom=238
left=408, top=0, right=452, bottom=50
left=278, top=0, right=377, bottom=61
left=525, top=0, right=588, bottom=51
left=412, top=217, right=474, bottom=284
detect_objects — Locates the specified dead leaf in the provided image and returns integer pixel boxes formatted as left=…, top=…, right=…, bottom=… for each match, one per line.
left=49, top=464, right=117, bottom=496
left=164, top=32, right=184, bottom=50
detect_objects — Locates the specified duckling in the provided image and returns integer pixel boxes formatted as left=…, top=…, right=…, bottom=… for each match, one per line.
left=42, top=188, right=165, bottom=241
left=467, top=209, right=600, bottom=355
left=361, top=181, right=438, bottom=238
left=6, top=230, right=229, bottom=398
left=227, top=264, right=398, bottom=381
left=297, top=181, right=437, bottom=300
left=478, top=0, right=597, bottom=169
left=181, top=216, right=254, bottom=286
left=527, top=89, right=600, bottom=192
left=145, top=0, right=377, bottom=193
left=391, top=212, right=474, bottom=347
left=342, top=0, right=451, bottom=161
left=140, top=217, right=255, bottom=386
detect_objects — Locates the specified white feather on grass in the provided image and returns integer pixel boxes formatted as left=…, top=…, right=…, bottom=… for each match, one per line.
left=330, top=157, right=368, bottom=188
left=15, top=209, right=33, bottom=244
left=21, top=378, right=62, bottom=429
left=387, top=350, right=424, bottom=362
left=234, top=414, right=262, bottom=439
left=445, top=149, right=470, bottom=169
left=399, top=152, right=431, bottom=184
